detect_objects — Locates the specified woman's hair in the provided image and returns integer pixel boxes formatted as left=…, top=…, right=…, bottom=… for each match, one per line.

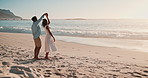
left=42, top=19, right=47, bottom=27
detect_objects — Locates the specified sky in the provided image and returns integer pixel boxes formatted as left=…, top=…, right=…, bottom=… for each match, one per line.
left=0, top=0, right=148, bottom=19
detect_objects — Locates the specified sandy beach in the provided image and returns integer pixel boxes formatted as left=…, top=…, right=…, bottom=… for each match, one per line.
left=0, top=32, right=148, bottom=78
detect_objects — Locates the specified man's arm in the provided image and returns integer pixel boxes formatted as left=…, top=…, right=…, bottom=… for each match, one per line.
left=35, top=15, right=44, bottom=25
left=35, top=13, right=47, bottom=25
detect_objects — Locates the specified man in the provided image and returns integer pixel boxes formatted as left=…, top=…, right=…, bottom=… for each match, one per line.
left=31, top=13, right=47, bottom=59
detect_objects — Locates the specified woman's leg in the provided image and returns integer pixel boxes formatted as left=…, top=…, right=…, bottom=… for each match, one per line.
left=45, top=52, right=49, bottom=59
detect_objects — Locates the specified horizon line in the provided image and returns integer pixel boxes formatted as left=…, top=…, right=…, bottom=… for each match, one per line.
left=21, top=18, right=148, bottom=20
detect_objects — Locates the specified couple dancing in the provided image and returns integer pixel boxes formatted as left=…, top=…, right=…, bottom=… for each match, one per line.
left=31, top=13, right=57, bottom=60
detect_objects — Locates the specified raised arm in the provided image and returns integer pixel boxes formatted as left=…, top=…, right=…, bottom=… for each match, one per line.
left=46, top=14, right=50, bottom=25
left=35, top=15, right=44, bottom=25
left=35, top=13, right=47, bottom=25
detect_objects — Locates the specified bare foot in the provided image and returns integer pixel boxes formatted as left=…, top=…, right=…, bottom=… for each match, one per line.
left=45, top=57, right=52, bottom=60
left=33, top=57, right=40, bottom=60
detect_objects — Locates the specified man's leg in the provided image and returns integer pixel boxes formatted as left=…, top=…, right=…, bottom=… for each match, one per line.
left=34, top=47, right=40, bottom=59
left=34, top=37, right=41, bottom=59
left=36, top=46, right=41, bottom=58
left=34, top=47, right=37, bottom=59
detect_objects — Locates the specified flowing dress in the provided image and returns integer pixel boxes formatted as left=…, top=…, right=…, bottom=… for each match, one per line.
left=44, top=25, right=57, bottom=52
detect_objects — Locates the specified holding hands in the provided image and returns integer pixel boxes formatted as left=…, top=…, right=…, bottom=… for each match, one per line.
left=46, top=13, right=48, bottom=17
left=43, top=13, right=48, bottom=16
left=43, top=13, right=48, bottom=18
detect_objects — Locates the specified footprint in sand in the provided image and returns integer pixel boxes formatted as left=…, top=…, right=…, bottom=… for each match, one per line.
left=132, top=58, right=136, bottom=59
left=44, top=70, right=52, bottom=77
left=8, top=50, right=13, bottom=53
left=20, top=50, right=25, bottom=52
left=37, top=69, right=42, bottom=73
left=46, top=70, right=51, bottom=72
left=108, top=54, right=111, bottom=55
left=131, top=72, right=146, bottom=78
left=57, top=68, right=62, bottom=71
left=143, top=70, right=148, bottom=72
left=44, top=73, right=51, bottom=77
left=18, top=48, right=21, bottom=49
left=54, top=72, right=65, bottom=77
left=111, top=69, right=120, bottom=72
left=95, top=52, right=99, bottom=54
left=59, top=57, right=64, bottom=60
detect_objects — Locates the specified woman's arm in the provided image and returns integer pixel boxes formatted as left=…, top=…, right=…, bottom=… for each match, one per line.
left=46, top=26, right=55, bottom=42
left=46, top=14, right=50, bottom=25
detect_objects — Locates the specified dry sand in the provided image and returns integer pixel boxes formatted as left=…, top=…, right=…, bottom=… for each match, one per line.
left=0, top=32, right=148, bottom=78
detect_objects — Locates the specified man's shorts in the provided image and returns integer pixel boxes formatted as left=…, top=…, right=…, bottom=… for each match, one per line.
left=34, top=37, right=41, bottom=47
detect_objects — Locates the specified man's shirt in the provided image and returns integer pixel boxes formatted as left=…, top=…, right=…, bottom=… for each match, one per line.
left=31, top=15, right=44, bottom=39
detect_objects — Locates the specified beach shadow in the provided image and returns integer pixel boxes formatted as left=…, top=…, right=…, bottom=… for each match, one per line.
left=18, top=59, right=37, bottom=64
left=18, top=58, right=53, bottom=64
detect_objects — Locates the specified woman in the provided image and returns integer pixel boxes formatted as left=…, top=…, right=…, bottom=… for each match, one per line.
left=42, top=13, right=57, bottom=59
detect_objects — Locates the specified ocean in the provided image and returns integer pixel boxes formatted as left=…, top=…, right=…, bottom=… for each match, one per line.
left=1, top=19, right=148, bottom=52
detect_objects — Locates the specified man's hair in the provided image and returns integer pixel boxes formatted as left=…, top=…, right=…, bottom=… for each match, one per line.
left=31, top=16, right=37, bottom=22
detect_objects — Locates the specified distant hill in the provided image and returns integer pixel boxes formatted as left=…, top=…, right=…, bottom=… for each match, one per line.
left=0, top=9, right=22, bottom=20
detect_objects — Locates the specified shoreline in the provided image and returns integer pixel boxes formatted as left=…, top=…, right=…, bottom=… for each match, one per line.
left=1, top=32, right=148, bottom=53
left=0, top=32, right=148, bottom=77
left=56, top=36, right=148, bottom=53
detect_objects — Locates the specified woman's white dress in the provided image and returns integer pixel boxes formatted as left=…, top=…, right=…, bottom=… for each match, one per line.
left=44, top=25, right=57, bottom=52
